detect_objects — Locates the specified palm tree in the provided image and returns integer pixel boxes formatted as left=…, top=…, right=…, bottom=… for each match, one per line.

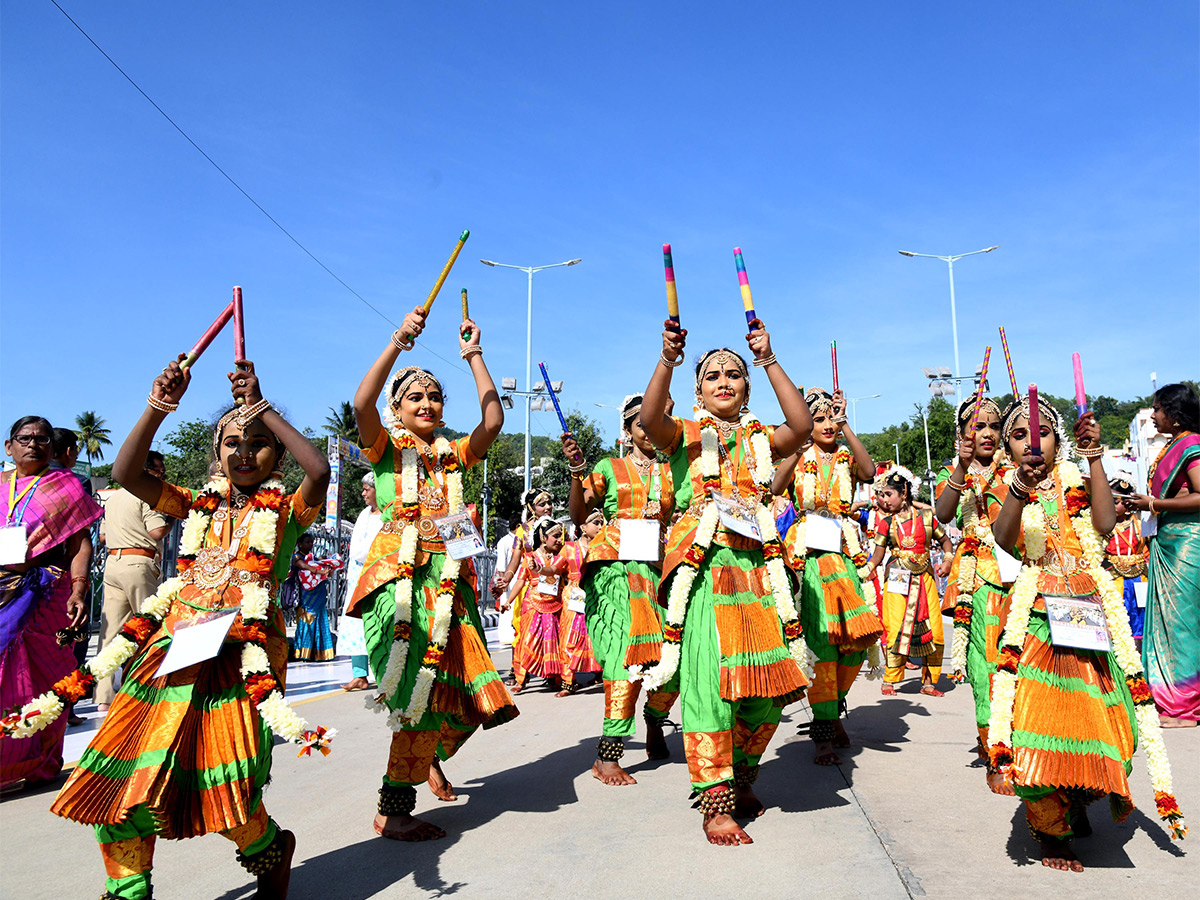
left=75, top=411, right=113, bottom=464
left=324, top=401, right=360, bottom=445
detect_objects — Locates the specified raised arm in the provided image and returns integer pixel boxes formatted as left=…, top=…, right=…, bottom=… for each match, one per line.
left=1075, top=414, right=1115, bottom=535
left=745, top=321, right=811, bottom=456
left=460, top=318, right=504, bottom=460
left=993, top=453, right=1049, bottom=555
left=354, top=307, right=428, bottom=453
left=935, top=435, right=975, bottom=524
left=231, top=361, right=331, bottom=509
left=113, top=354, right=193, bottom=506
left=643, top=321, right=687, bottom=451
left=562, top=435, right=600, bottom=524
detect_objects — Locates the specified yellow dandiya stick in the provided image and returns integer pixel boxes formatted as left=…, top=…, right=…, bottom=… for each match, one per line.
left=998, top=326, right=1019, bottom=397
left=663, top=243, right=681, bottom=333
left=461, top=288, right=472, bottom=341
left=423, top=230, right=470, bottom=314
left=969, top=346, right=992, bottom=432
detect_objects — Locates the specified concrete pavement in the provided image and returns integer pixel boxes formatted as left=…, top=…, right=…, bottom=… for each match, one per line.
left=1, top=650, right=1195, bottom=900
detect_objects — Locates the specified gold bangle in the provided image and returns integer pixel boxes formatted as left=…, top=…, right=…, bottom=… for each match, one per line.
left=1148, top=497, right=1156, bottom=515
left=459, top=345, right=483, bottom=359
left=752, top=353, right=777, bottom=368
left=946, top=478, right=967, bottom=492
left=146, top=394, right=179, bottom=413
left=660, top=351, right=683, bottom=369
left=391, top=330, right=413, bottom=351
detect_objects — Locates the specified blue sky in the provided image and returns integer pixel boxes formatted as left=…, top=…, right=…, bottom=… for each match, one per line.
left=2, top=2, right=1197, bottom=459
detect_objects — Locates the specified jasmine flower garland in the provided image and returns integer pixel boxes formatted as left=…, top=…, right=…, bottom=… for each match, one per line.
left=987, top=464, right=1185, bottom=840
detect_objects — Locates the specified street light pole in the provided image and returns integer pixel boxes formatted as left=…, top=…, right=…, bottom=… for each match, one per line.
left=481, top=257, right=582, bottom=492
left=899, top=246, right=998, bottom=406
left=846, top=393, right=881, bottom=433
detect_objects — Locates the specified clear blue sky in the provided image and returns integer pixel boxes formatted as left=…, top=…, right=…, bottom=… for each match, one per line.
left=3, top=2, right=1197, bottom=458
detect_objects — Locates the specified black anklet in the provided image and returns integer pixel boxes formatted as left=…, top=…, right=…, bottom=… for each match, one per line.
left=378, top=783, right=417, bottom=816
left=732, top=763, right=759, bottom=788
left=810, top=719, right=836, bottom=743
left=596, top=735, right=625, bottom=761
left=235, top=828, right=287, bottom=876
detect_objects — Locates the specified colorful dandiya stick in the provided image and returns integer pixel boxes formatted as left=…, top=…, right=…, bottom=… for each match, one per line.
left=181, top=301, right=234, bottom=369
left=460, top=288, right=472, bottom=341
left=969, top=346, right=992, bottom=432
left=1072, top=352, right=1087, bottom=418
left=663, top=243, right=681, bottom=333
left=998, top=326, right=1019, bottom=397
left=831, top=341, right=839, bottom=392
left=423, top=230, right=470, bottom=314
left=1027, top=383, right=1042, bottom=458
left=733, top=247, right=756, bottom=330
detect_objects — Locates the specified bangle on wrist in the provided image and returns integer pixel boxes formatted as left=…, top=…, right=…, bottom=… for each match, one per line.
left=752, top=353, right=777, bottom=368
left=946, top=478, right=967, bottom=492
left=146, top=394, right=179, bottom=414
left=460, top=345, right=483, bottom=360
left=391, top=330, right=413, bottom=351
left=660, top=351, right=683, bottom=369
left=1076, top=444, right=1104, bottom=461
left=1148, top=497, right=1156, bottom=515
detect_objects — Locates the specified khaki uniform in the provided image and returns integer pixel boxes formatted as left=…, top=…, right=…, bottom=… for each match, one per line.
left=97, top=489, right=168, bottom=705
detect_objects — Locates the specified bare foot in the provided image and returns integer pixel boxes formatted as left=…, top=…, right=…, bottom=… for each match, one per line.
left=426, top=760, right=457, bottom=802
left=1160, top=715, right=1199, bottom=728
left=986, top=770, right=1015, bottom=796
left=645, top=718, right=670, bottom=760
left=703, top=813, right=753, bottom=845
left=880, top=684, right=897, bottom=697
left=342, top=677, right=370, bottom=692
left=813, top=741, right=842, bottom=766
left=592, top=759, right=637, bottom=785
left=732, top=785, right=765, bottom=819
left=832, top=720, right=851, bottom=749
left=1040, top=837, right=1083, bottom=872
left=373, top=812, right=446, bottom=841
left=511, top=681, right=524, bottom=694
left=555, top=688, right=572, bottom=697
left=254, top=828, right=295, bottom=899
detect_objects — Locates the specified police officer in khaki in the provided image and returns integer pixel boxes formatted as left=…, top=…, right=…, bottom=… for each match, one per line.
left=96, top=451, right=170, bottom=710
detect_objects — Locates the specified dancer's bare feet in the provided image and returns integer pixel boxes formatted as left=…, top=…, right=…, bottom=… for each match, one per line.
left=253, top=829, right=295, bottom=900
left=832, top=719, right=851, bottom=749
left=1160, top=715, right=1198, bottom=728
left=373, top=812, right=446, bottom=841
left=986, top=770, right=1015, bottom=796
left=592, top=760, right=637, bottom=785
left=813, top=741, right=841, bottom=766
left=732, top=784, right=765, bottom=818
left=342, top=676, right=369, bottom=692
left=426, top=760, right=457, bottom=802
left=645, top=717, right=670, bottom=760
left=1040, top=836, right=1083, bottom=872
left=703, top=813, right=753, bottom=845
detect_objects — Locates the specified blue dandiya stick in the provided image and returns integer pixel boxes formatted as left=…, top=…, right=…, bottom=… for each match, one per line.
left=538, top=362, right=570, bottom=434
left=734, top=247, right=756, bottom=331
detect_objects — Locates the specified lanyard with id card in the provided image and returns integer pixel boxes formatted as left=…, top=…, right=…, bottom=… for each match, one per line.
left=805, top=513, right=843, bottom=554
left=711, top=491, right=762, bottom=541
left=0, top=470, right=46, bottom=566
left=885, top=563, right=911, bottom=595
left=1045, top=594, right=1111, bottom=652
left=618, top=519, right=661, bottom=561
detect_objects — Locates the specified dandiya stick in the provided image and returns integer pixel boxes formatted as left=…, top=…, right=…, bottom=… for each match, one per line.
left=538, top=361, right=571, bottom=434
left=663, top=243, right=681, bottom=333
left=181, top=301, right=234, bottom=369
left=831, top=341, right=839, bottom=392
left=733, top=247, right=756, bottom=330
left=968, top=346, right=992, bottom=432
left=998, top=326, right=1019, bottom=398
left=461, top=288, right=472, bottom=341
left=1027, top=383, right=1042, bottom=459
left=423, top=230, right=470, bottom=314
left=1072, top=352, right=1087, bottom=418
left=232, top=286, right=246, bottom=404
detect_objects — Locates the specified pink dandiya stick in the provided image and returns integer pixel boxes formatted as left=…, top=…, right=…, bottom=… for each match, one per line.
left=1072, top=352, right=1087, bottom=418
left=663, top=244, right=681, bottom=333
left=733, top=247, right=756, bottom=331
left=831, top=341, right=839, bottom=392
left=233, top=286, right=245, bottom=361
left=181, top=301, right=234, bottom=369
left=969, top=346, right=992, bottom=432
left=1027, top=383, right=1042, bottom=459
left=998, top=326, right=1018, bottom=398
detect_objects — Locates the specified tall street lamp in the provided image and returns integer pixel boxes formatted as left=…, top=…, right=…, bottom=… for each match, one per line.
left=845, top=393, right=881, bottom=433
left=899, top=246, right=998, bottom=404
left=481, top=257, right=582, bottom=492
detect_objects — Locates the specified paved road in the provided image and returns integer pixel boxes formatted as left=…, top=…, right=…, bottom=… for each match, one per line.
left=2, top=650, right=1195, bottom=900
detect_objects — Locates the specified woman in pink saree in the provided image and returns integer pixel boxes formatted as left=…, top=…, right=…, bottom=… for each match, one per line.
left=1, top=415, right=102, bottom=788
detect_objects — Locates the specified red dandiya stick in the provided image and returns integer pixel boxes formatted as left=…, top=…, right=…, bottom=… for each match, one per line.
left=831, top=341, right=839, bottom=392
left=1027, top=383, right=1042, bottom=459
left=969, top=346, right=992, bottom=432
left=181, top=301, right=234, bottom=369
left=233, top=286, right=245, bottom=361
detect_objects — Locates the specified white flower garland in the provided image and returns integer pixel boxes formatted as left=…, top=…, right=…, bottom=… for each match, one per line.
left=987, top=463, right=1185, bottom=839
left=629, top=411, right=804, bottom=688
left=367, top=432, right=463, bottom=729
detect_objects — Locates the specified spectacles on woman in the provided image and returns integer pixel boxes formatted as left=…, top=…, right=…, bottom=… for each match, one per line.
left=11, top=434, right=51, bottom=446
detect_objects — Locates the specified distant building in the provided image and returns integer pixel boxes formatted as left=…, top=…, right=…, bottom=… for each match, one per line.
left=1127, top=407, right=1168, bottom=492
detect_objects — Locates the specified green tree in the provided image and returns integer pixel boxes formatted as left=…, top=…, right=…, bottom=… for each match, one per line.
left=162, top=417, right=217, bottom=490
left=75, top=411, right=112, bottom=463
left=324, top=401, right=360, bottom=445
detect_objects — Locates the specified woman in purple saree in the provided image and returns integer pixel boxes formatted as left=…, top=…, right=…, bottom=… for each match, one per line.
left=1, top=416, right=102, bottom=787
left=1132, top=384, right=1200, bottom=727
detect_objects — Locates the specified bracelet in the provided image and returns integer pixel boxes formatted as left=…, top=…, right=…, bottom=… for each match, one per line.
left=752, top=353, right=778, bottom=368
left=1149, top=497, right=1156, bottom=515
left=833, top=416, right=848, bottom=425
left=660, top=351, right=683, bottom=368
left=71, top=576, right=90, bottom=585
left=1008, top=486, right=1030, bottom=504
left=1076, top=445, right=1104, bottom=460
left=146, top=394, right=179, bottom=414
left=237, top=398, right=272, bottom=425
left=460, top=345, right=483, bottom=360
left=946, top=478, right=967, bottom=492
left=391, top=330, right=413, bottom=351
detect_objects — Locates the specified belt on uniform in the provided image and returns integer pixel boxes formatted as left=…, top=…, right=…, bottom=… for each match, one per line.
left=108, top=548, right=156, bottom=559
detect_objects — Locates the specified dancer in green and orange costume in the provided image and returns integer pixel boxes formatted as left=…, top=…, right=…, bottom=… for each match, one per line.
left=348, top=306, right=517, bottom=843
left=863, top=467, right=954, bottom=696
left=636, top=319, right=812, bottom=847
left=934, top=396, right=1015, bottom=790
left=494, top=487, right=554, bottom=690
left=989, top=395, right=1185, bottom=872
left=561, top=394, right=680, bottom=786
left=771, top=387, right=883, bottom=765
left=44, top=355, right=331, bottom=900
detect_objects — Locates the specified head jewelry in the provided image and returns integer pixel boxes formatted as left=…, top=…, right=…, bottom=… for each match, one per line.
left=693, top=348, right=750, bottom=412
